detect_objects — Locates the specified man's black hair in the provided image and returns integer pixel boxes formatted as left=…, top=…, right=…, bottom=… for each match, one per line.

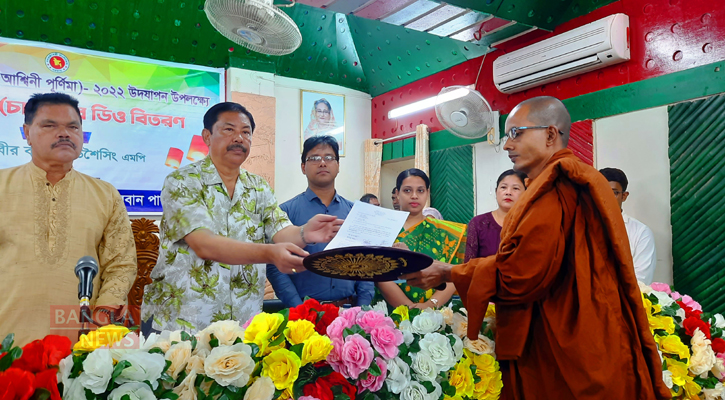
left=599, top=167, right=629, bottom=191
left=392, top=187, right=398, bottom=194
left=24, top=93, right=82, bottom=125
left=360, top=193, right=378, bottom=203
left=301, top=135, right=339, bottom=163
left=203, top=102, right=256, bottom=132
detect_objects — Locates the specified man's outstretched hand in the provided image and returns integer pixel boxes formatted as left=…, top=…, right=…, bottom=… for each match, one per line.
left=400, top=260, right=453, bottom=290
left=303, top=214, right=344, bottom=243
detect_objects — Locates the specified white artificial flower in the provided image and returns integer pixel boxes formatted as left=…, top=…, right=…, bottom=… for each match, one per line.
left=713, top=356, right=725, bottom=380
left=116, top=352, right=167, bottom=389
left=78, top=348, right=114, bottom=394
left=463, top=335, right=495, bottom=356
left=714, top=314, right=725, bottom=329
left=451, top=313, right=468, bottom=338
left=661, top=370, right=673, bottom=389
left=690, top=329, right=717, bottom=376
left=411, top=309, right=444, bottom=335
left=424, top=380, right=442, bottom=400
left=703, top=382, right=725, bottom=400
left=371, top=301, right=389, bottom=316
left=410, top=351, right=438, bottom=382
left=197, top=320, right=246, bottom=353
left=638, top=281, right=653, bottom=294
left=57, top=354, right=73, bottom=389
left=400, top=381, right=428, bottom=400
left=398, top=320, right=415, bottom=345
left=153, top=330, right=184, bottom=353
left=186, top=351, right=208, bottom=375
left=166, top=340, right=193, bottom=379
left=109, top=382, right=156, bottom=400
left=385, top=357, right=411, bottom=394
left=174, top=371, right=199, bottom=400
left=109, top=331, right=162, bottom=361
left=418, top=333, right=457, bottom=372
left=439, top=307, right=454, bottom=326
left=63, top=378, right=87, bottom=399
left=243, top=376, right=276, bottom=400
left=204, top=343, right=255, bottom=387
left=483, top=316, right=497, bottom=334
left=651, top=291, right=675, bottom=308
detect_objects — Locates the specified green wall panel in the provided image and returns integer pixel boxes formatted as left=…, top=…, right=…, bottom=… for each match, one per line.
left=669, top=93, right=725, bottom=314
left=430, top=145, right=475, bottom=225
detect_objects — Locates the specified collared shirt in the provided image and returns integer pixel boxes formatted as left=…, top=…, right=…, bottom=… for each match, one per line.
left=266, top=188, right=374, bottom=307
left=0, top=162, right=137, bottom=345
left=142, top=157, right=291, bottom=332
left=622, top=211, right=657, bottom=284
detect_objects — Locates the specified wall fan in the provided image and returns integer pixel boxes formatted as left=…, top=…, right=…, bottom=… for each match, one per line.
left=434, top=86, right=500, bottom=145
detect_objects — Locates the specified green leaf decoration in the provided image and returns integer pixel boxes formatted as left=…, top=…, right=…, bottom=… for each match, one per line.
left=368, top=360, right=381, bottom=377
left=209, top=334, right=219, bottom=349
left=0, top=347, right=22, bottom=372
left=289, top=343, right=304, bottom=359
left=0, top=334, right=14, bottom=352
left=111, top=360, right=131, bottom=380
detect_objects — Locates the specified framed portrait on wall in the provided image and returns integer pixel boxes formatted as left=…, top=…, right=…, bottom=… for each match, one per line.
left=300, top=90, right=346, bottom=156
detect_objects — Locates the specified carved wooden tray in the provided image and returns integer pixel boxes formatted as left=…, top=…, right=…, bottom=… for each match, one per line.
left=303, top=246, right=433, bottom=282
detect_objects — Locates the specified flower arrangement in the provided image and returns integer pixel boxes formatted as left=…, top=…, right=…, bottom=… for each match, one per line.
left=641, top=282, right=725, bottom=399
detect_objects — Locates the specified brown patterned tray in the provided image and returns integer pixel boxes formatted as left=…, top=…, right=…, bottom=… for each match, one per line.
left=302, top=246, right=434, bottom=282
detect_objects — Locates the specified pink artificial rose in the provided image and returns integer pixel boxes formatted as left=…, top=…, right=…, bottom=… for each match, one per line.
left=326, top=317, right=351, bottom=343
left=681, top=295, right=702, bottom=312
left=241, top=314, right=255, bottom=329
left=357, top=357, right=388, bottom=393
left=327, top=343, right=346, bottom=374
left=356, top=311, right=395, bottom=333
left=650, top=282, right=671, bottom=294
left=370, top=325, right=403, bottom=360
left=339, top=307, right=363, bottom=326
left=298, top=397, right=321, bottom=400
left=671, top=291, right=682, bottom=301
left=341, top=334, right=374, bottom=379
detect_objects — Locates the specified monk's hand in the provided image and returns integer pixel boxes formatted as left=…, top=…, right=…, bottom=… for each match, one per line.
left=303, top=214, right=344, bottom=243
left=269, top=243, right=308, bottom=274
left=92, top=305, right=125, bottom=326
left=392, top=242, right=410, bottom=250
left=400, top=261, right=452, bottom=290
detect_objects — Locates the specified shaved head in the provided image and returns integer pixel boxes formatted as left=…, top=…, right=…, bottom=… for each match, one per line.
left=511, top=96, right=571, bottom=146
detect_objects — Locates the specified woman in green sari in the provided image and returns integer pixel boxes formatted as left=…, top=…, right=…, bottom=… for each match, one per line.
left=374, top=168, right=466, bottom=310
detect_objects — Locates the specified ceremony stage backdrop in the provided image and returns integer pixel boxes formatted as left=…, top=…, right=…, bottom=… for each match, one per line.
left=0, top=39, right=224, bottom=213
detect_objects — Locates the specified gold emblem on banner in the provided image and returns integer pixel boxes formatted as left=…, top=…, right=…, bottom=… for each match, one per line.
left=310, top=253, right=408, bottom=278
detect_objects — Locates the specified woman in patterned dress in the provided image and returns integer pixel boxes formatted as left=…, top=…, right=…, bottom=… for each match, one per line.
left=373, top=168, right=466, bottom=310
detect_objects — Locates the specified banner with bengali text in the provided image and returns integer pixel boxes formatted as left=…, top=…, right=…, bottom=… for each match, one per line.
left=0, top=39, right=224, bottom=213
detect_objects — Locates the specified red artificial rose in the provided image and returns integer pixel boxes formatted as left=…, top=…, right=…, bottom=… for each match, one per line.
left=711, top=337, right=725, bottom=354
left=289, top=298, right=324, bottom=325
left=677, top=301, right=703, bottom=319
left=33, top=369, right=61, bottom=400
left=11, top=340, right=47, bottom=374
left=0, top=367, right=36, bottom=400
left=42, top=335, right=71, bottom=367
left=315, top=303, right=340, bottom=335
left=323, top=371, right=357, bottom=400
left=683, top=316, right=711, bottom=339
left=303, top=380, right=334, bottom=400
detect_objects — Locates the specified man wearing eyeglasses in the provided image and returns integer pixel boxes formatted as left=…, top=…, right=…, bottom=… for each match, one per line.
left=402, top=96, right=670, bottom=399
left=600, top=167, right=657, bottom=284
left=142, top=103, right=343, bottom=333
left=267, top=135, right=374, bottom=308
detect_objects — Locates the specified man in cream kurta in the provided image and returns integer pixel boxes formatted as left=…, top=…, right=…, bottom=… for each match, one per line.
left=0, top=93, right=137, bottom=345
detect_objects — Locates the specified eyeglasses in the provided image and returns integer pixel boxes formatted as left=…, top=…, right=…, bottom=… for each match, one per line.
left=305, top=155, right=337, bottom=164
left=505, top=126, right=550, bottom=141
left=316, top=109, right=331, bottom=115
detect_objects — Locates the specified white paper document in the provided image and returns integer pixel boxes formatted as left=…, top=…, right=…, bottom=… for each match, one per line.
left=324, top=201, right=409, bottom=250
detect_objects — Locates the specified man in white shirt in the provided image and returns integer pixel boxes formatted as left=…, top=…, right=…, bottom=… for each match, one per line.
left=599, top=168, right=657, bottom=284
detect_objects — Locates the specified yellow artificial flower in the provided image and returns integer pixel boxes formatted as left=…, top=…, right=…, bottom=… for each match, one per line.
left=244, top=313, right=284, bottom=355
left=666, top=358, right=690, bottom=387
left=284, top=319, right=316, bottom=345
left=449, top=357, right=474, bottom=398
left=261, top=348, right=302, bottom=390
left=392, top=305, right=409, bottom=321
left=485, top=303, right=496, bottom=319
left=279, top=387, right=294, bottom=400
left=656, top=335, right=690, bottom=362
left=649, top=315, right=676, bottom=335
left=467, top=351, right=503, bottom=399
left=74, top=324, right=130, bottom=352
left=683, top=375, right=702, bottom=400
left=301, top=334, right=333, bottom=365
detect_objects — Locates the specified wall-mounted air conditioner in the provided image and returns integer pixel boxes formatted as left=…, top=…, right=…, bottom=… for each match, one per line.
left=493, top=13, right=630, bottom=94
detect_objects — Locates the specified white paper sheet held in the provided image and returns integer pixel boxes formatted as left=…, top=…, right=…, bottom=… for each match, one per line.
left=324, top=201, right=410, bottom=250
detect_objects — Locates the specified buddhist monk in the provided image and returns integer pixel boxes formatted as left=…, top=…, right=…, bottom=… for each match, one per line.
left=401, top=97, right=670, bottom=400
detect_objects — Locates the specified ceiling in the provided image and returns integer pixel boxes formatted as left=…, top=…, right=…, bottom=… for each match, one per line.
left=0, top=0, right=615, bottom=96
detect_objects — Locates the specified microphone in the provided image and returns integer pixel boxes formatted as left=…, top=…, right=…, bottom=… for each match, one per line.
left=75, top=256, right=99, bottom=305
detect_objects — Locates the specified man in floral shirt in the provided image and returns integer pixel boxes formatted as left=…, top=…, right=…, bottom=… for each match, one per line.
left=142, top=102, right=342, bottom=333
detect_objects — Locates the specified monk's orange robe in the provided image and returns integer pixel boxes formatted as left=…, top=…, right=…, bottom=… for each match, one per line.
left=452, top=149, right=670, bottom=400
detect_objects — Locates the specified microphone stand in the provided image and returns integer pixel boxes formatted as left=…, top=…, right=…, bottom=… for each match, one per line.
left=79, top=296, right=92, bottom=340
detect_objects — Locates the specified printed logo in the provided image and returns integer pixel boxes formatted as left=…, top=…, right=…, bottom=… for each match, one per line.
left=45, top=52, right=70, bottom=73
